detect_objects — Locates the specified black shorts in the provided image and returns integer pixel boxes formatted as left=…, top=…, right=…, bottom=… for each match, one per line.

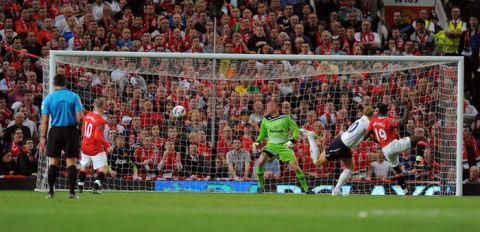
left=325, top=137, right=352, bottom=161
left=47, top=126, right=80, bottom=158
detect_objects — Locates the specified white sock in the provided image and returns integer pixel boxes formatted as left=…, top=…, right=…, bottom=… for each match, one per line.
left=78, top=182, right=84, bottom=186
left=334, top=169, right=352, bottom=192
left=307, top=135, right=319, bottom=162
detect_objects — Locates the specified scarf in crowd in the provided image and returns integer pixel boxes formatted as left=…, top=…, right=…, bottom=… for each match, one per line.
left=396, top=38, right=404, bottom=51
left=73, top=35, right=82, bottom=49
left=416, top=32, right=427, bottom=47
left=319, top=43, right=332, bottom=55
left=144, top=15, right=157, bottom=29
left=25, top=103, right=38, bottom=122
left=360, top=32, right=374, bottom=43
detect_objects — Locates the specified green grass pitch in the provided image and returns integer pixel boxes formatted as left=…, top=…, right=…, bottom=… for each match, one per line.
left=1, top=191, right=478, bottom=232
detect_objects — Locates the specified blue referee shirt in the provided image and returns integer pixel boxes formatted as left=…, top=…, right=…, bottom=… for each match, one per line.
left=41, top=89, right=83, bottom=127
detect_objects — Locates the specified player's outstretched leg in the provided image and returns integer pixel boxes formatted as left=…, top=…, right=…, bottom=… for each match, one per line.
left=315, top=151, right=329, bottom=167
left=332, top=158, right=354, bottom=196
left=78, top=169, right=86, bottom=193
left=300, top=129, right=320, bottom=163
left=256, top=153, right=268, bottom=194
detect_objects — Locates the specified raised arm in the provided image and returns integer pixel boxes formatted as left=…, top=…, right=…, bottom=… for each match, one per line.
left=255, top=118, right=267, bottom=143
left=289, top=116, right=300, bottom=142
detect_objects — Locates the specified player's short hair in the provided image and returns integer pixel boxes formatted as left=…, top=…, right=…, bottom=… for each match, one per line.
left=377, top=103, right=389, bottom=115
left=94, top=98, right=105, bottom=109
left=416, top=19, right=426, bottom=25
left=362, top=106, right=374, bottom=117
left=53, top=74, right=66, bottom=87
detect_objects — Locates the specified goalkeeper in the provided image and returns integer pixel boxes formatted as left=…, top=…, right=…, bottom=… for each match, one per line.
left=252, top=101, right=310, bottom=193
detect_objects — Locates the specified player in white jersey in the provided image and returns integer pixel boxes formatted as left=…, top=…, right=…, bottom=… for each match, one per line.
left=300, top=106, right=375, bottom=195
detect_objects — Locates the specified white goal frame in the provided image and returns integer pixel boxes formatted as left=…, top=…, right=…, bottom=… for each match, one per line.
left=47, top=51, right=465, bottom=196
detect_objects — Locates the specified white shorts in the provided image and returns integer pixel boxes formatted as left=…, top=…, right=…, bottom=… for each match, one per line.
left=80, top=152, right=108, bottom=170
left=381, top=137, right=411, bottom=167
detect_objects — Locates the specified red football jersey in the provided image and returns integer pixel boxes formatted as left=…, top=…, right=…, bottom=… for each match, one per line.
left=81, top=112, right=111, bottom=156
left=367, top=117, right=400, bottom=148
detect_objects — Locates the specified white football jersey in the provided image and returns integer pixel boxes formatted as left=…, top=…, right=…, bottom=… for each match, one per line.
left=341, top=115, right=370, bottom=148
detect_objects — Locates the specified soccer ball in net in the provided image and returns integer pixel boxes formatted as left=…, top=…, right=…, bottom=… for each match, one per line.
left=172, top=105, right=186, bottom=118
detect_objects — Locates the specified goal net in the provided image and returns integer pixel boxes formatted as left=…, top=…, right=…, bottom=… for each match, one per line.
left=37, top=52, right=464, bottom=196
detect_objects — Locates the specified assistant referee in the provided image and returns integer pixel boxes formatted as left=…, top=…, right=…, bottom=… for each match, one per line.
left=40, top=74, right=84, bottom=199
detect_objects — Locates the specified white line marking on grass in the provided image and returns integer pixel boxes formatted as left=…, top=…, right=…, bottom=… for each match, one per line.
left=357, top=211, right=368, bottom=218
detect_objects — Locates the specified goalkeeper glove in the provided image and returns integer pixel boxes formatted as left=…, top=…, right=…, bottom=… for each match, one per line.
left=251, top=142, right=260, bottom=153
left=284, top=140, right=294, bottom=149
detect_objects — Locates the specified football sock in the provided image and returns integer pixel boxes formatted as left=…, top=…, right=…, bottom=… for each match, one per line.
left=306, top=135, right=319, bottom=163
left=95, top=172, right=105, bottom=189
left=295, top=170, right=308, bottom=192
left=256, top=166, right=265, bottom=190
left=78, top=171, right=86, bottom=186
left=393, top=166, right=407, bottom=190
left=48, top=165, right=59, bottom=193
left=67, top=165, right=77, bottom=194
left=334, top=169, right=352, bottom=193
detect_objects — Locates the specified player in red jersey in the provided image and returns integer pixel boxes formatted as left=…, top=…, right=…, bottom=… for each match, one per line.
left=365, top=102, right=427, bottom=195
left=78, top=99, right=113, bottom=194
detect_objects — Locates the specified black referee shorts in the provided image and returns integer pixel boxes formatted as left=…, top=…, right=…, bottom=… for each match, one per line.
left=325, top=137, right=352, bottom=161
left=47, top=126, right=80, bottom=158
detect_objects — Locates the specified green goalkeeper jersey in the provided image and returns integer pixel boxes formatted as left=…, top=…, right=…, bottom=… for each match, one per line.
left=256, top=114, right=299, bottom=144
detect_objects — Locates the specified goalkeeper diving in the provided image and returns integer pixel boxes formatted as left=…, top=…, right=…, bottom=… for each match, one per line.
left=300, top=106, right=375, bottom=195
left=252, top=100, right=311, bottom=194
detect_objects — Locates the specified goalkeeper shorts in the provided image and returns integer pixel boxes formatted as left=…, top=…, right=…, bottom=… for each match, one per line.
left=263, top=143, right=295, bottom=162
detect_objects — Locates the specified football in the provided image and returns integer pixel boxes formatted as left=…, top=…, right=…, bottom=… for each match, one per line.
left=172, top=105, right=186, bottom=118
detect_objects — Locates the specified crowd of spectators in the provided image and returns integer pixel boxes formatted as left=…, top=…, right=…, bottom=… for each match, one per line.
left=0, top=0, right=479, bottom=186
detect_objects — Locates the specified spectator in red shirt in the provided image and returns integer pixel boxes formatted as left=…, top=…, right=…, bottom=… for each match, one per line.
left=302, top=110, right=317, bottom=131
left=196, top=130, right=212, bottom=160
left=139, top=100, right=163, bottom=128
left=158, top=140, right=182, bottom=176
left=0, top=97, right=12, bottom=128
left=216, top=125, right=233, bottom=177
left=134, top=134, right=160, bottom=180
left=150, top=125, right=165, bottom=149
left=166, top=27, right=187, bottom=52
left=15, top=9, right=39, bottom=38
left=25, top=71, right=42, bottom=97
left=16, top=137, right=37, bottom=176
left=241, top=125, right=255, bottom=153
left=6, top=128, right=24, bottom=159
left=463, top=126, right=480, bottom=179
left=99, top=5, right=116, bottom=32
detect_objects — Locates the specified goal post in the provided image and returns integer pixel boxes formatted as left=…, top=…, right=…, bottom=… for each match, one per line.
left=39, top=50, right=464, bottom=196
